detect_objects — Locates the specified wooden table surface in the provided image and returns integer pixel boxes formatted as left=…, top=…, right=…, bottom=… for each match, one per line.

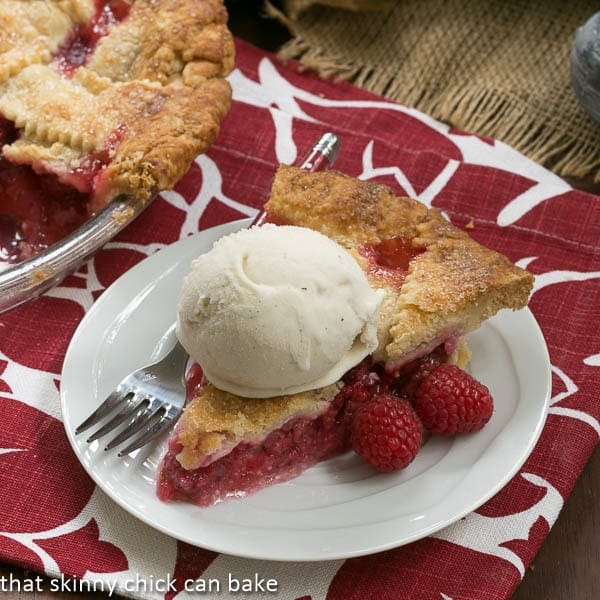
left=1, top=2, right=598, bottom=598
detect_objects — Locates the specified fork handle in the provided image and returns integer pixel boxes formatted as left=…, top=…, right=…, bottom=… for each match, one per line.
left=299, top=132, right=340, bottom=172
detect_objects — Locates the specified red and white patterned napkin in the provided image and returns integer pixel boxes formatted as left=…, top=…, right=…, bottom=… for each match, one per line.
left=0, top=39, right=599, bottom=600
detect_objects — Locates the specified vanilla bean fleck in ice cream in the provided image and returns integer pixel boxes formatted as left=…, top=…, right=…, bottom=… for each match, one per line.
left=176, top=224, right=385, bottom=398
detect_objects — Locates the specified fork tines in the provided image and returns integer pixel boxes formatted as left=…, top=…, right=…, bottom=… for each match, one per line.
left=75, top=340, right=187, bottom=456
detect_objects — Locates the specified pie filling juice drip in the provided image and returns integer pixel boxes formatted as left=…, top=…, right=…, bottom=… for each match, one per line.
left=185, top=362, right=206, bottom=404
left=54, top=0, right=132, bottom=75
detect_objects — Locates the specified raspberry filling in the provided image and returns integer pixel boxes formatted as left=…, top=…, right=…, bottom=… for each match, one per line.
left=359, top=237, right=424, bottom=286
left=54, top=0, right=132, bottom=76
left=157, top=345, right=449, bottom=507
left=0, top=116, right=126, bottom=268
left=184, top=362, right=206, bottom=403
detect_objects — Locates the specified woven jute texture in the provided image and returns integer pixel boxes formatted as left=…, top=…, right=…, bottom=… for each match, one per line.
left=274, top=0, right=600, bottom=182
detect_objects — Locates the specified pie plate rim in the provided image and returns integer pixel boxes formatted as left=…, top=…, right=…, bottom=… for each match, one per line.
left=0, top=195, right=150, bottom=315
left=60, top=217, right=552, bottom=561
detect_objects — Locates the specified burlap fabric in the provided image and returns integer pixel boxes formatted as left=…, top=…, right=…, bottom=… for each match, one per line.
left=273, top=0, right=600, bottom=182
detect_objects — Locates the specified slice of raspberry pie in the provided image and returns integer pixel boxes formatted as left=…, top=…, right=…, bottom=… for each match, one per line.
left=157, top=165, right=534, bottom=507
left=0, top=0, right=233, bottom=265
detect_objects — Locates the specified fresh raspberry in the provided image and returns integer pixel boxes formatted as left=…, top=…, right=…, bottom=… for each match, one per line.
left=339, top=360, right=382, bottom=427
left=351, top=394, right=423, bottom=472
left=414, top=364, right=493, bottom=435
left=394, top=347, right=446, bottom=399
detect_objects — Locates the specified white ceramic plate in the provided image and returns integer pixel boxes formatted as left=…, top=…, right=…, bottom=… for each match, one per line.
left=61, top=218, right=552, bottom=561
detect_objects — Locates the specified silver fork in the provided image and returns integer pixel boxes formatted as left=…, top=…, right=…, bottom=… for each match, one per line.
left=75, top=335, right=188, bottom=456
left=75, top=133, right=340, bottom=455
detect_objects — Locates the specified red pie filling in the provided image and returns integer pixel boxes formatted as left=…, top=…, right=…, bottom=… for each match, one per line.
left=0, top=117, right=126, bottom=268
left=54, top=0, right=132, bottom=75
left=358, top=237, right=425, bottom=286
left=157, top=345, right=449, bottom=506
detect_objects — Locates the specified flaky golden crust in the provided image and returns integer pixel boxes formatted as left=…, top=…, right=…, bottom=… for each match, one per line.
left=93, top=77, right=231, bottom=211
left=87, top=0, right=234, bottom=87
left=0, top=0, right=233, bottom=210
left=266, top=165, right=534, bottom=364
left=0, top=1, right=95, bottom=83
left=267, top=164, right=433, bottom=245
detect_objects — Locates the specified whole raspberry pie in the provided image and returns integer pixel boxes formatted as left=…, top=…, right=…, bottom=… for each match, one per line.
left=157, top=165, right=535, bottom=507
left=0, top=0, right=234, bottom=265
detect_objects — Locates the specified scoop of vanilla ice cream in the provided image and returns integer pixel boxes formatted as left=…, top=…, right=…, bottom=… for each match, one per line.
left=176, top=224, right=385, bottom=398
